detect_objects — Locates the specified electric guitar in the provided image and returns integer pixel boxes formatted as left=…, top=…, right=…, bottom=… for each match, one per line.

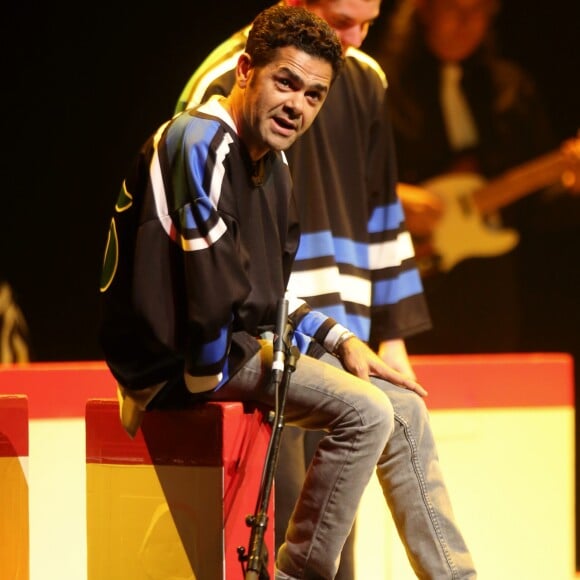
left=415, top=137, right=580, bottom=274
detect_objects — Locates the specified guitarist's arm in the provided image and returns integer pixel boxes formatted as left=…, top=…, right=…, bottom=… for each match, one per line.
left=557, top=138, right=580, bottom=194
left=507, top=136, right=580, bottom=232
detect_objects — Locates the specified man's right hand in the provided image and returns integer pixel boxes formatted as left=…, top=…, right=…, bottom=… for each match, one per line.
left=336, top=335, right=428, bottom=397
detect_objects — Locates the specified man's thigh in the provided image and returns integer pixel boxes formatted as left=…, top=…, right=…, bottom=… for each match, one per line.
left=211, top=345, right=388, bottom=430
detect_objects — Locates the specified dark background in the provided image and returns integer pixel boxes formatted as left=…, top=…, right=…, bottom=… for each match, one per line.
left=2, top=0, right=578, bottom=361
left=2, top=0, right=580, bottom=566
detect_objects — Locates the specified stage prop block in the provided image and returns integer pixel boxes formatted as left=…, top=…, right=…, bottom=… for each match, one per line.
left=355, top=353, right=576, bottom=580
left=0, top=395, right=29, bottom=580
left=86, top=399, right=274, bottom=579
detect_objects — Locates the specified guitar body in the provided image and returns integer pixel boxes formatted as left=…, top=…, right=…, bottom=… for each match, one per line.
left=414, top=138, right=579, bottom=274
left=422, top=172, right=519, bottom=273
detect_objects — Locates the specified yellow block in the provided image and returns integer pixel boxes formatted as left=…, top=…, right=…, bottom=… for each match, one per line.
left=87, top=463, right=223, bottom=579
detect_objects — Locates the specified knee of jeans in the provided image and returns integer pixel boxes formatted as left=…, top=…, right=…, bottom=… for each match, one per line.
left=359, top=389, right=395, bottom=441
left=393, top=388, right=430, bottom=432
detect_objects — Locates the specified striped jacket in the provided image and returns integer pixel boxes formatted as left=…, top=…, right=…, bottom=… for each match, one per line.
left=99, top=100, right=350, bottom=394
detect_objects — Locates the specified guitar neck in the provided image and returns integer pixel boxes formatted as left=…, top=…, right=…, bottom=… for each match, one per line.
left=472, top=149, right=569, bottom=215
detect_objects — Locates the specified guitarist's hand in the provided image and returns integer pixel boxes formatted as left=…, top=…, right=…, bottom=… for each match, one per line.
left=398, top=182, right=444, bottom=236
left=560, top=137, right=580, bottom=193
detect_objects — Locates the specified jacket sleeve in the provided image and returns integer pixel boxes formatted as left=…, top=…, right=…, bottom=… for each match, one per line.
left=367, top=77, right=432, bottom=345
left=287, top=297, right=353, bottom=355
left=107, top=117, right=252, bottom=393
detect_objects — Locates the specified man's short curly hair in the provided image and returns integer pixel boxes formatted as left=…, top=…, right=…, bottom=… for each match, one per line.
left=245, top=5, right=344, bottom=81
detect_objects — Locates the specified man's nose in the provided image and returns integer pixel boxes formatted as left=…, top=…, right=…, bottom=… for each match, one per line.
left=285, top=92, right=304, bottom=115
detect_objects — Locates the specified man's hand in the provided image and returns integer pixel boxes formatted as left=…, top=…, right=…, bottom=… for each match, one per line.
left=336, top=336, right=428, bottom=397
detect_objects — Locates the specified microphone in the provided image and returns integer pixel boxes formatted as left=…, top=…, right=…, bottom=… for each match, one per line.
left=272, top=296, right=289, bottom=384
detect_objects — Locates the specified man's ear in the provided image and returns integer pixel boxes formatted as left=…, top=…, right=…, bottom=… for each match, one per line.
left=236, top=53, right=253, bottom=88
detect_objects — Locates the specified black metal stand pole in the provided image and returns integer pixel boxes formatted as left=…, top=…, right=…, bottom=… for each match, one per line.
left=238, top=298, right=300, bottom=580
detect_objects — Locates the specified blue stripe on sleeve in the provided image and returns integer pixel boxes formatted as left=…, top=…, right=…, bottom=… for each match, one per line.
left=195, top=325, right=229, bottom=366
left=373, top=270, right=424, bottom=305
left=310, top=304, right=370, bottom=341
left=192, top=197, right=214, bottom=222
left=181, top=198, right=213, bottom=229
left=295, top=231, right=334, bottom=259
left=368, top=201, right=404, bottom=233
left=296, top=232, right=369, bottom=269
left=294, top=306, right=371, bottom=343
left=295, top=310, right=330, bottom=337
left=292, top=331, right=314, bottom=355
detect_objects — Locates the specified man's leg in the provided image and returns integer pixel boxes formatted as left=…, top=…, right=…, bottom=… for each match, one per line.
left=274, top=427, right=307, bottom=553
left=275, top=428, right=357, bottom=580
left=302, top=430, right=357, bottom=580
left=210, top=345, right=394, bottom=579
left=376, top=382, right=477, bottom=578
left=322, top=353, right=477, bottom=579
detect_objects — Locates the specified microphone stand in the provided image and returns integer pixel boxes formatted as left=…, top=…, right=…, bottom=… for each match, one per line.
left=238, top=297, right=300, bottom=580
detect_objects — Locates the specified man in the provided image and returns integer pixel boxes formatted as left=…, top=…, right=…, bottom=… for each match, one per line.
left=101, top=6, right=359, bottom=578
left=100, top=4, right=475, bottom=579
left=175, top=1, right=476, bottom=579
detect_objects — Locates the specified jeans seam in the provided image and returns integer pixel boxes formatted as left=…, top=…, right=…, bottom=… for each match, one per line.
left=396, top=411, right=459, bottom=579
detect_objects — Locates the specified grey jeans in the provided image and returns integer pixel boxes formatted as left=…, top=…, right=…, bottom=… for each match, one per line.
left=210, top=345, right=476, bottom=579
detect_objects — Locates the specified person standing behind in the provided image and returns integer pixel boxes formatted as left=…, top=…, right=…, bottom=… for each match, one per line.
left=375, top=0, right=580, bottom=356
left=176, top=1, right=477, bottom=579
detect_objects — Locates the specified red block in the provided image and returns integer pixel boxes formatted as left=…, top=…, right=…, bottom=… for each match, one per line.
left=410, top=352, right=574, bottom=409
left=86, top=399, right=274, bottom=579
left=0, top=395, right=29, bottom=580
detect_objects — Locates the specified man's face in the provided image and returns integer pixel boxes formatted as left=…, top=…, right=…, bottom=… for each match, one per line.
left=305, top=0, right=381, bottom=51
left=239, top=46, right=333, bottom=159
left=418, top=0, right=496, bottom=62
